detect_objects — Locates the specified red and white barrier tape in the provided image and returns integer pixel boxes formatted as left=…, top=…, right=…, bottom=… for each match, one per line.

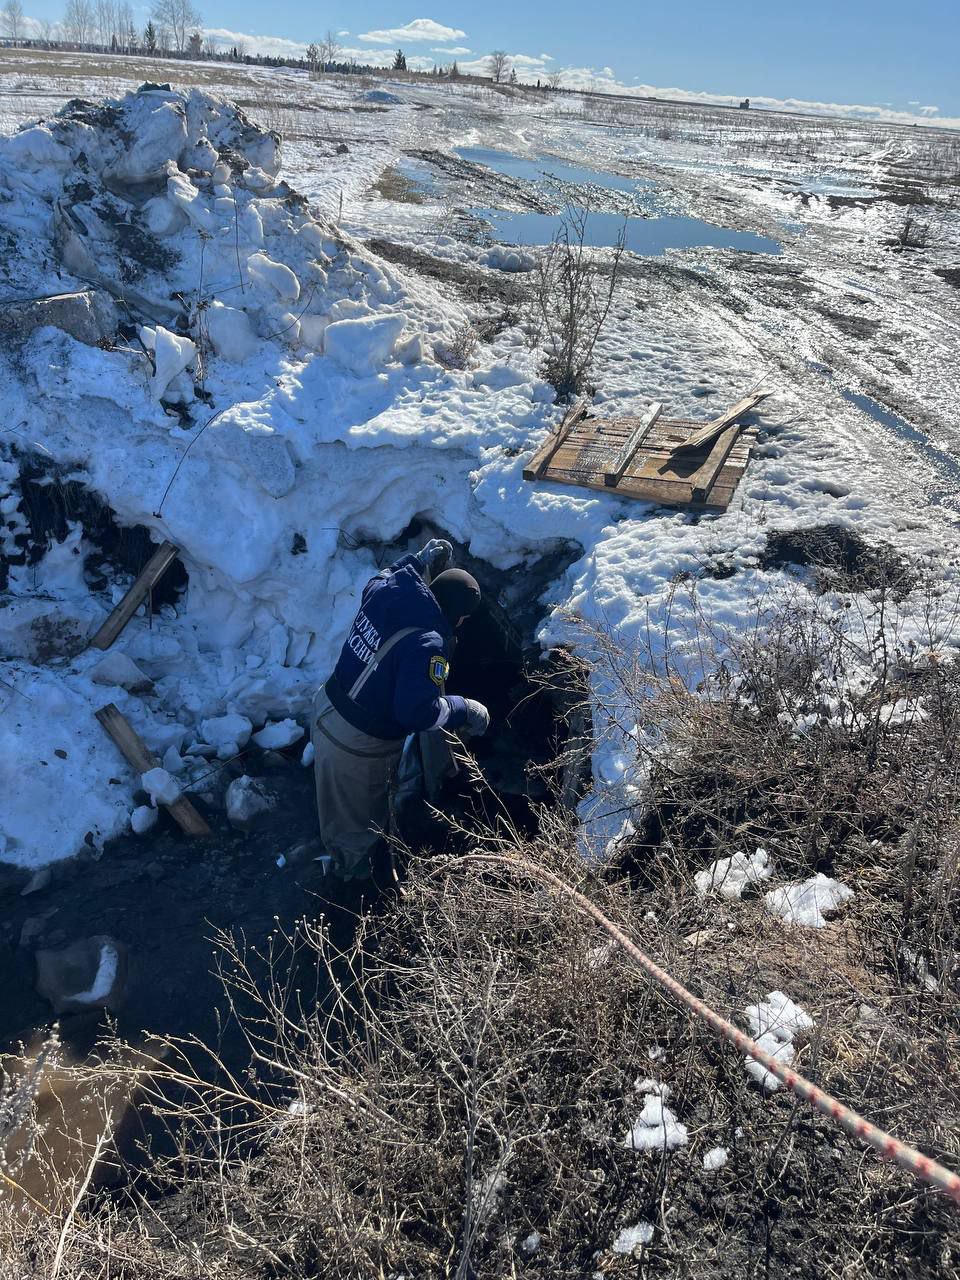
left=458, top=852, right=960, bottom=1206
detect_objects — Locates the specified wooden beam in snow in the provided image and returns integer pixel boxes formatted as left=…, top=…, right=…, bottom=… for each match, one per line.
left=95, top=703, right=211, bottom=837
left=89, top=541, right=179, bottom=651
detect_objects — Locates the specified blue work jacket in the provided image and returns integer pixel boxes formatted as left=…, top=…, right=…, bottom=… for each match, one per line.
left=325, top=555, right=469, bottom=742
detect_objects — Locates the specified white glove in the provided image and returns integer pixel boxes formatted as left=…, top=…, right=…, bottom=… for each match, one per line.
left=462, top=698, right=490, bottom=737
left=415, top=538, right=453, bottom=581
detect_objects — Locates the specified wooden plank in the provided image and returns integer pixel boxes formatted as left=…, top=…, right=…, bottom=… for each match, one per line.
left=668, top=392, right=768, bottom=454
left=95, top=703, right=211, bottom=836
left=603, top=402, right=663, bottom=486
left=522, top=399, right=589, bottom=481
left=688, top=423, right=746, bottom=505
left=90, top=541, right=179, bottom=651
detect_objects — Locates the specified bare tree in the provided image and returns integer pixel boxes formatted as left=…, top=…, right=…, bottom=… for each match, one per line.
left=95, top=0, right=115, bottom=48
left=115, top=0, right=132, bottom=48
left=529, top=205, right=626, bottom=399
left=547, top=70, right=562, bottom=90
left=1, top=0, right=25, bottom=42
left=318, top=27, right=340, bottom=71
left=151, top=0, right=200, bottom=53
left=487, top=49, right=510, bottom=83
left=37, top=16, right=59, bottom=44
left=62, top=0, right=93, bottom=44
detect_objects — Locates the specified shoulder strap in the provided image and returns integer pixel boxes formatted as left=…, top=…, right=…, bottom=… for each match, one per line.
left=347, top=626, right=420, bottom=701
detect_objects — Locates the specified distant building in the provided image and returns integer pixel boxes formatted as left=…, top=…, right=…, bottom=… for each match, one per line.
left=739, top=98, right=750, bottom=109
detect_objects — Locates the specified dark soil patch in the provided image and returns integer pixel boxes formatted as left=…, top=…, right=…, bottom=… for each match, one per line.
left=11, top=453, right=187, bottom=609
left=761, top=524, right=914, bottom=594
left=813, top=304, right=881, bottom=339
left=370, top=166, right=425, bottom=204
left=935, top=267, right=960, bottom=289
left=366, top=238, right=522, bottom=305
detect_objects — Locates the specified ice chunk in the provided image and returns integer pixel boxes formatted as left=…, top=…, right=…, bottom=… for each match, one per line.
left=5, top=124, right=71, bottom=168
left=624, top=1092, right=688, bottom=1152
left=109, top=99, right=187, bottom=181
left=301, top=741, right=315, bottom=767
left=252, top=719, right=304, bottom=749
left=142, top=326, right=196, bottom=401
left=162, top=745, right=186, bottom=774
left=324, top=313, right=406, bottom=376
left=695, top=848, right=772, bottom=900
left=71, top=942, right=120, bottom=1004
left=166, top=170, right=218, bottom=230
left=612, top=1223, right=654, bottom=1253
left=248, top=252, right=300, bottom=302
left=763, top=874, right=854, bottom=928
left=131, top=804, right=158, bottom=834
left=90, top=651, right=153, bottom=692
left=205, top=301, right=257, bottom=363
left=298, top=313, right=328, bottom=351
left=141, top=767, right=181, bottom=807
left=200, top=713, right=253, bottom=758
left=225, top=775, right=275, bottom=828
left=703, top=1147, right=728, bottom=1171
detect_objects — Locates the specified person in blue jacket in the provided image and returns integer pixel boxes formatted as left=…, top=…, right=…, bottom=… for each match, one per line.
left=312, top=539, right=490, bottom=881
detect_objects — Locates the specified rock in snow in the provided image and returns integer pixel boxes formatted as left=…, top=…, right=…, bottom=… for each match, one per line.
left=252, top=718, right=304, bottom=749
left=225, top=774, right=275, bottom=828
left=763, top=874, right=854, bottom=928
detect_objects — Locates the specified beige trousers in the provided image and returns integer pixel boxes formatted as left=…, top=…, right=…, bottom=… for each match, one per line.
left=311, top=687, right=404, bottom=879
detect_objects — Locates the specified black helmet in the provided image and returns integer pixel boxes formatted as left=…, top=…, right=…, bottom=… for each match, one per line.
left=430, top=568, right=481, bottom=625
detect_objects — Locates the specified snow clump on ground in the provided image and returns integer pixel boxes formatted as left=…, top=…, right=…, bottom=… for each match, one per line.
left=624, top=1078, right=689, bottom=1152
left=763, top=873, right=855, bottom=927
left=694, top=847, right=772, bottom=899
left=743, top=990, right=814, bottom=1092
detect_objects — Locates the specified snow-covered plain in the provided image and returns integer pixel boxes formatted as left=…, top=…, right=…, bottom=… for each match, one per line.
left=2, top=50, right=960, bottom=869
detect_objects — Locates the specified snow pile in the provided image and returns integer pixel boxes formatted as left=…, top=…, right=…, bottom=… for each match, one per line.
left=694, top=848, right=772, bottom=900
left=624, top=1079, right=688, bottom=1152
left=743, top=990, right=814, bottom=1092
left=763, top=874, right=855, bottom=928
left=702, top=1146, right=728, bottom=1171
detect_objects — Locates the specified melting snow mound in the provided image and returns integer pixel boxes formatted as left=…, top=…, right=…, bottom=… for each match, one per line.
left=763, top=873, right=854, bottom=928
left=624, top=1079, right=688, bottom=1152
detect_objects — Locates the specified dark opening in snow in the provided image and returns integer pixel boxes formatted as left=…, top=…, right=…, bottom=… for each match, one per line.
left=11, top=455, right=188, bottom=610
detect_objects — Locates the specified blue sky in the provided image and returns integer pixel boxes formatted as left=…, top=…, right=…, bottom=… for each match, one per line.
left=19, top=2, right=960, bottom=124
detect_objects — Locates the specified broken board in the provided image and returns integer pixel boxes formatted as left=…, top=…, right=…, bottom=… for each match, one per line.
left=95, top=703, right=211, bottom=837
left=523, top=394, right=769, bottom=512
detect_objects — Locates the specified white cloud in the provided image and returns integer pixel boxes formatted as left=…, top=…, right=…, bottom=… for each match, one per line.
left=202, top=27, right=308, bottom=59
left=357, top=18, right=467, bottom=45
left=920, top=105, right=939, bottom=115
left=433, top=46, right=471, bottom=55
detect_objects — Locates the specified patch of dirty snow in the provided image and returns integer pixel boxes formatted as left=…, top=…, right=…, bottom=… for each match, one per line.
left=695, top=848, right=772, bottom=899
left=763, top=873, right=854, bottom=927
left=612, top=1222, right=654, bottom=1253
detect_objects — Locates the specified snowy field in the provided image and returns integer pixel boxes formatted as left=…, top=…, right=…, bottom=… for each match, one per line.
left=2, top=48, right=960, bottom=871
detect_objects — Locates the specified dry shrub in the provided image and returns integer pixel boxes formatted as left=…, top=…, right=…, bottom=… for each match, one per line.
left=528, top=206, right=625, bottom=400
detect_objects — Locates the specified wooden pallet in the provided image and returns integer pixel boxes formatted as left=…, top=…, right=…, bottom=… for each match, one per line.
left=523, top=393, right=769, bottom=512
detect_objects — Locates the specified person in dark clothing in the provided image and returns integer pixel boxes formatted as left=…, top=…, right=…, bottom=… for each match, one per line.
left=312, top=539, right=489, bottom=880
